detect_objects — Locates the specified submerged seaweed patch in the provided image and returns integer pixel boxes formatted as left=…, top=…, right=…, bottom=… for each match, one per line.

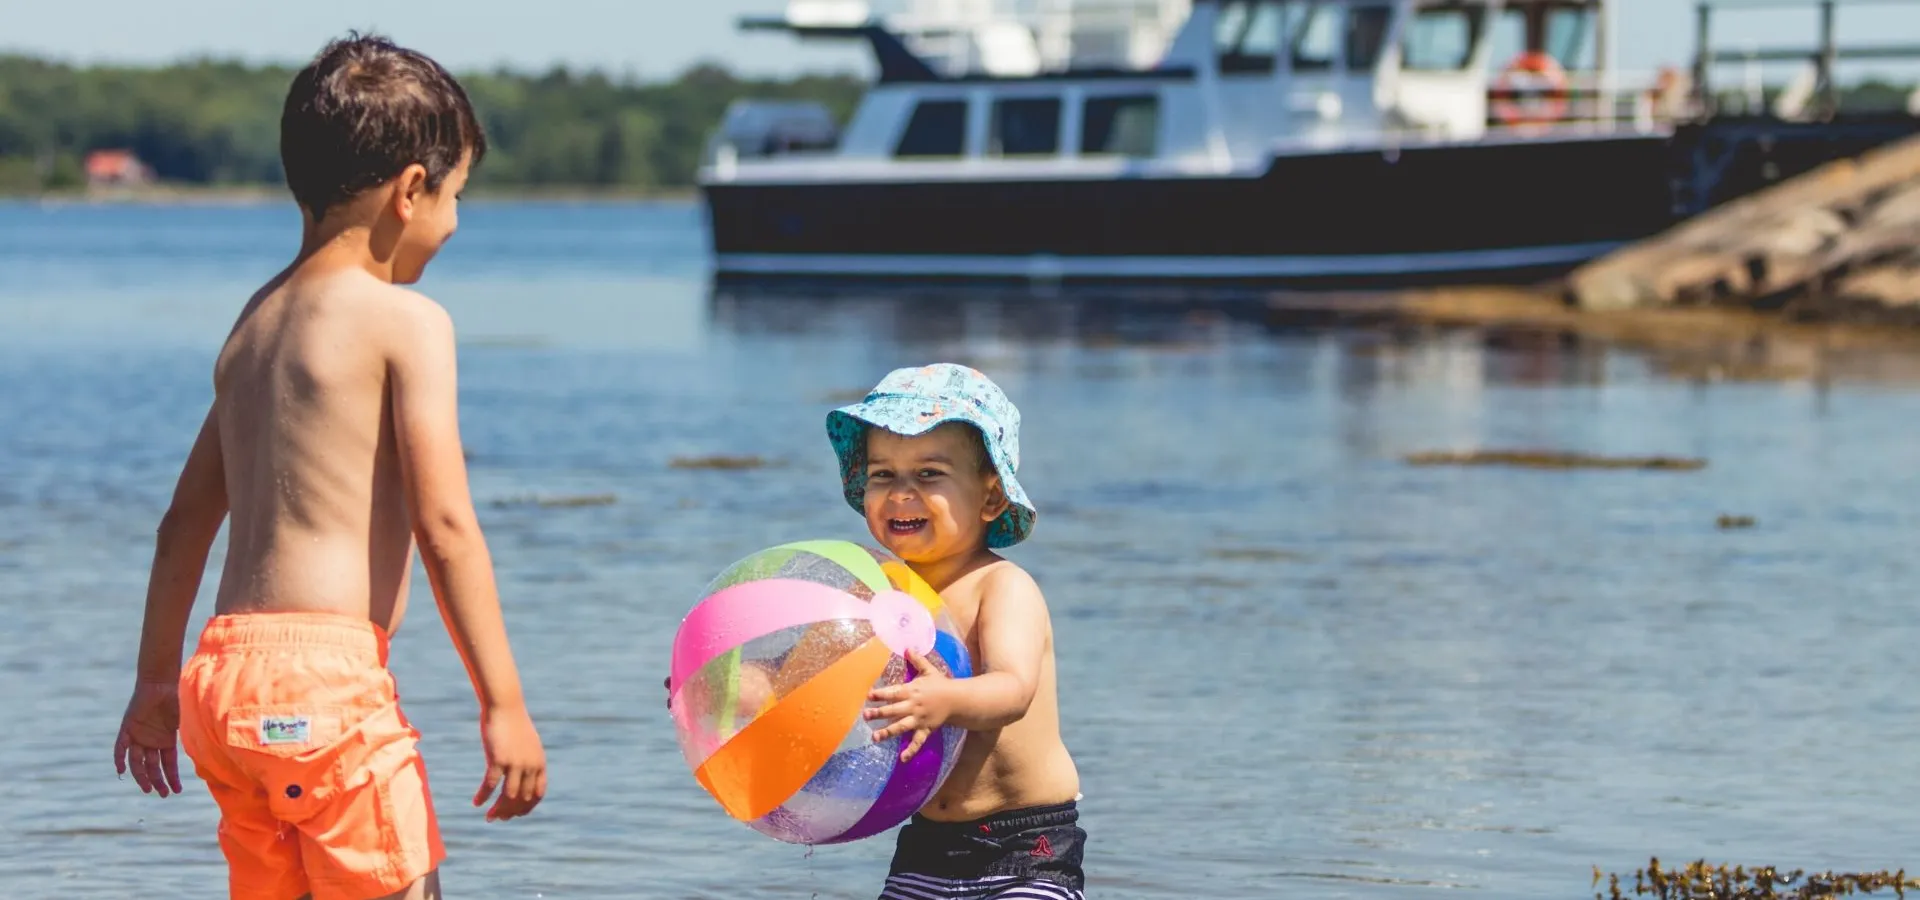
left=1406, top=450, right=1707, bottom=471
left=1206, top=547, right=1310, bottom=563
left=819, top=388, right=871, bottom=404
left=669, top=455, right=776, bottom=471
left=491, top=493, right=617, bottom=509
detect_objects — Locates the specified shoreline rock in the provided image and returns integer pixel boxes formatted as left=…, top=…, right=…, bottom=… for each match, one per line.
left=1567, top=133, right=1920, bottom=323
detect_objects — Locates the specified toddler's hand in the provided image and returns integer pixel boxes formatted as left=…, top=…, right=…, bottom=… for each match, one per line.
left=864, top=650, right=954, bottom=763
left=476, top=705, right=546, bottom=822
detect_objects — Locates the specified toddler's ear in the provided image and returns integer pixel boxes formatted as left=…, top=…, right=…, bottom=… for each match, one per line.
left=981, top=477, right=1010, bottom=522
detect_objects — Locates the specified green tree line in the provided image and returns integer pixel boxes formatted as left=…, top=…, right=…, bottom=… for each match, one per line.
left=0, top=55, right=866, bottom=194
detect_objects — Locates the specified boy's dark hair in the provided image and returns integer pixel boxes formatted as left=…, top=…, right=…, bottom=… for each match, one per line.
left=280, top=32, right=487, bottom=218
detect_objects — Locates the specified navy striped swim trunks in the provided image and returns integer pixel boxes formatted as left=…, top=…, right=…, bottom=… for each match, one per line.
left=878, top=801, right=1087, bottom=899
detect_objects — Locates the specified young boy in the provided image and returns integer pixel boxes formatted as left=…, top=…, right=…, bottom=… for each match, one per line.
left=662, top=365, right=1085, bottom=894
left=832, top=363, right=1087, bottom=899
left=110, top=33, right=545, bottom=900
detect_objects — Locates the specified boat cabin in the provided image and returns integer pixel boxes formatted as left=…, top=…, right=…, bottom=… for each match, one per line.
left=706, top=0, right=1660, bottom=182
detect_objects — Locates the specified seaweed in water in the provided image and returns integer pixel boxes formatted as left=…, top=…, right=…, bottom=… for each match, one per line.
left=818, top=388, right=872, bottom=404
left=669, top=455, right=774, bottom=470
left=1405, top=450, right=1707, bottom=471
left=490, top=493, right=617, bottom=509
left=1594, top=858, right=1920, bottom=899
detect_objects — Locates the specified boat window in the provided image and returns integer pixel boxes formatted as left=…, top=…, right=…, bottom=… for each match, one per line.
left=1484, top=4, right=1595, bottom=70
left=1289, top=1, right=1340, bottom=72
left=1345, top=5, right=1394, bottom=71
left=1216, top=0, right=1284, bottom=74
left=894, top=99, right=968, bottom=158
left=1214, top=0, right=1252, bottom=52
left=1401, top=6, right=1485, bottom=71
left=1243, top=2, right=1285, bottom=58
left=1485, top=8, right=1527, bottom=69
left=990, top=98, right=1062, bottom=156
left=1081, top=95, right=1159, bottom=157
left=1545, top=6, right=1594, bottom=69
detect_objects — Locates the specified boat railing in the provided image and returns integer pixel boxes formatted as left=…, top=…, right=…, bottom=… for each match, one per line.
left=1691, top=0, right=1920, bottom=120
left=1257, top=67, right=1685, bottom=159
left=1477, top=67, right=1698, bottom=132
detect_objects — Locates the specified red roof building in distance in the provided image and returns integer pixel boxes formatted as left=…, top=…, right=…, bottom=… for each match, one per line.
left=84, top=149, right=154, bottom=187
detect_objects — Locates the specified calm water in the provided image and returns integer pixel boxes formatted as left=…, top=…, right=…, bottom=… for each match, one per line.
left=6, top=200, right=1920, bottom=899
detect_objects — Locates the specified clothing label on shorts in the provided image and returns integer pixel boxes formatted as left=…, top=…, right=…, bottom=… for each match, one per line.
left=258, top=716, right=312, bottom=746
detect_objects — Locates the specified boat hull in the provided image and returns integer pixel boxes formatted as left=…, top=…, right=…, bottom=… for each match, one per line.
left=702, top=134, right=1680, bottom=289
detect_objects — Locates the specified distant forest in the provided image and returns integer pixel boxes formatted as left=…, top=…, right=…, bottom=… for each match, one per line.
left=0, top=55, right=865, bottom=194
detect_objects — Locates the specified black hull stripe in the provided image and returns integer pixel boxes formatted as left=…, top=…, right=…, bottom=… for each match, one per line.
left=713, top=243, right=1620, bottom=279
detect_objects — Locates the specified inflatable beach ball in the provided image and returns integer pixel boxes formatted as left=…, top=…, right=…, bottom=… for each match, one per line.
left=667, top=540, right=972, bottom=845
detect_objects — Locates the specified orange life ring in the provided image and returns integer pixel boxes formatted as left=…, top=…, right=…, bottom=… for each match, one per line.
left=1490, top=51, right=1570, bottom=126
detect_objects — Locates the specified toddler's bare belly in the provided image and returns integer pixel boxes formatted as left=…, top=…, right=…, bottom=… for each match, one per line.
left=920, top=738, right=1082, bottom=822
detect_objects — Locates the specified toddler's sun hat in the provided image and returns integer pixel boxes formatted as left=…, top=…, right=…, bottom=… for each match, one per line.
left=826, top=364, right=1035, bottom=549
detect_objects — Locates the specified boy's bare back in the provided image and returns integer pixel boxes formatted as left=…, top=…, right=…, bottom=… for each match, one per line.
left=211, top=270, right=461, bottom=635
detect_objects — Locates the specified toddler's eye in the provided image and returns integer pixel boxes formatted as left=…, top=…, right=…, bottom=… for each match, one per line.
left=917, top=468, right=944, bottom=479
left=868, top=469, right=894, bottom=481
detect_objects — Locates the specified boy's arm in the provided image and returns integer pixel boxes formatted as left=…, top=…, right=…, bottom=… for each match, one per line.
left=135, top=408, right=229, bottom=682
left=931, top=567, right=1049, bottom=730
left=867, top=566, right=1050, bottom=755
left=115, top=407, right=228, bottom=797
left=387, top=297, right=546, bottom=822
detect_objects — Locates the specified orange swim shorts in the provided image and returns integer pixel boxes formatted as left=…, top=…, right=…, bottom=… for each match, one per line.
left=178, top=613, right=445, bottom=900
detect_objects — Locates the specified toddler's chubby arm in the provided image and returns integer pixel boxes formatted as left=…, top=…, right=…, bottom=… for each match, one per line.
left=867, top=565, right=1051, bottom=761
left=386, top=293, right=547, bottom=822
left=114, top=408, right=229, bottom=797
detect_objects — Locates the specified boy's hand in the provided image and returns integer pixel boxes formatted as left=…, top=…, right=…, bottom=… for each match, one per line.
left=113, top=681, right=185, bottom=798
left=865, top=650, right=955, bottom=763
left=475, top=705, right=546, bottom=822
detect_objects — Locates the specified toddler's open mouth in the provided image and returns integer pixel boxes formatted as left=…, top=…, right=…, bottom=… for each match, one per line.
left=887, top=518, right=928, bottom=536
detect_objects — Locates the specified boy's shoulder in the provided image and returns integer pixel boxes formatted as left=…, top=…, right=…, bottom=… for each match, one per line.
left=331, top=271, right=448, bottom=320
left=305, top=271, right=456, bottom=347
left=351, top=282, right=460, bottom=385
left=219, top=273, right=454, bottom=383
left=380, top=282, right=456, bottom=338
left=243, top=266, right=449, bottom=323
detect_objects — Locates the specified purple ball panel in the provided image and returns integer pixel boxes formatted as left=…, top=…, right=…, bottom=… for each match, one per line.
left=825, top=726, right=947, bottom=844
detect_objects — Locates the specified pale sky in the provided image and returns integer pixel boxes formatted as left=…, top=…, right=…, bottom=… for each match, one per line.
left=2, top=0, right=1916, bottom=82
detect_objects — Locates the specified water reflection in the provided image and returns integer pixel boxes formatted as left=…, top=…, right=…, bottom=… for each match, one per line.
left=709, top=282, right=1256, bottom=347
left=707, top=283, right=1630, bottom=393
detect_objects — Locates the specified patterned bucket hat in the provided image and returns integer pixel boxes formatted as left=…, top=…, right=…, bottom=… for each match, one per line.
left=826, top=364, right=1035, bottom=549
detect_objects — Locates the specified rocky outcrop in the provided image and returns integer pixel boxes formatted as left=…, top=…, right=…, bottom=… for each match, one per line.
left=1568, top=132, right=1920, bottom=325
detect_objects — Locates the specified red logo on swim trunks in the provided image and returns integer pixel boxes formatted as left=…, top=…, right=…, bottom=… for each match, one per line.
left=1030, top=835, right=1054, bottom=858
